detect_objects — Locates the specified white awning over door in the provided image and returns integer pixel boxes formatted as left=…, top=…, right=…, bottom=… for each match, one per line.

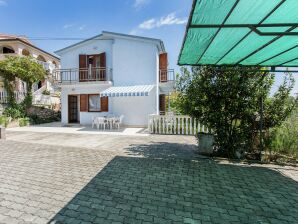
left=100, top=85, right=155, bottom=97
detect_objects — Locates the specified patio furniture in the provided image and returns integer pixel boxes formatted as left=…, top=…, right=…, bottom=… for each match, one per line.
left=114, top=115, right=124, bottom=130
left=96, top=117, right=107, bottom=130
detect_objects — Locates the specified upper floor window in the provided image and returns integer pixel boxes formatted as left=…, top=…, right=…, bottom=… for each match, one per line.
left=0, top=46, right=15, bottom=54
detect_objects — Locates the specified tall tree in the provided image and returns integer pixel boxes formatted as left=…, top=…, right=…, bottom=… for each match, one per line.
left=175, top=66, right=296, bottom=158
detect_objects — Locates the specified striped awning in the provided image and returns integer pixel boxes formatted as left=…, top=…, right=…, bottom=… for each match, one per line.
left=100, top=85, right=155, bottom=97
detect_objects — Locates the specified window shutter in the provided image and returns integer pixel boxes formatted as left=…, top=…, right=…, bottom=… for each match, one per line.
left=159, top=94, right=166, bottom=115
left=159, top=53, right=168, bottom=82
left=79, top=55, right=87, bottom=82
left=99, top=52, right=106, bottom=67
left=79, top=55, right=87, bottom=68
left=101, top=96, right=109, bottom=112
left=99, top=52, right=106, bottom=80
left=80, top=94, right=88, bottom=112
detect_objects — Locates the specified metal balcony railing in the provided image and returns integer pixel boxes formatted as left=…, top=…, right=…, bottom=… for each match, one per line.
left=159, top=69, right=175, bottom=83
left=52, top=67, right=112, bottom=84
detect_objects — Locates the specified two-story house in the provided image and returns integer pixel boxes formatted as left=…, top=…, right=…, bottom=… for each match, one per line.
left=54, top=31, right=174, bottom=126
left=0, top=34, right=60, bottom=105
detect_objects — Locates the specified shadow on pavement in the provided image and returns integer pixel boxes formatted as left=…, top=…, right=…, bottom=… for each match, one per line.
left=49, top=143, right=298, bottom=224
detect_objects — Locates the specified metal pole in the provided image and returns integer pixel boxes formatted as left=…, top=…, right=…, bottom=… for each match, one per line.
left=259, top=96, right=264, bottom=152
left=259, top=71, right=267, bottom=154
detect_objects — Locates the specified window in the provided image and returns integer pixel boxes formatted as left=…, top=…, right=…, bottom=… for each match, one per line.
left=88, top=94, right=101, bottom=112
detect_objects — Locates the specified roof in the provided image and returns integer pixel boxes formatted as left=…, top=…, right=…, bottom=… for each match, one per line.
left=55, top=31, right=165, bottom=55
left=0, top=33, right=60, bottom=60
left=0, top=34, right=32, bottom=44
left=100, top=85, right=155, bottom=97
left=178, top=0, right=298, bottom=67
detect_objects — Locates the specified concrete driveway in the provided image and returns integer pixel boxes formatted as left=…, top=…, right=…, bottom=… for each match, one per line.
left=0, top=128, right=297, bottom=224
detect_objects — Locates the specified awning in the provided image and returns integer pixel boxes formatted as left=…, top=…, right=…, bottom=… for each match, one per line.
left=100, top=85, right=155, bottom=97
left=178, top=0, right=298, bottom=67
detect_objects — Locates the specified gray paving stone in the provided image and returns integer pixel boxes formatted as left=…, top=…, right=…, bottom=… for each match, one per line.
left=0, top=133, right=297, bottom=224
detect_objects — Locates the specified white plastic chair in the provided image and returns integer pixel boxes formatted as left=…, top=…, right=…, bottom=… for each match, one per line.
left=96, top=117, right=107, bottom=130
left=91, top=116, right=97, bottom=129
left=114, top=115, right=124, bottom=130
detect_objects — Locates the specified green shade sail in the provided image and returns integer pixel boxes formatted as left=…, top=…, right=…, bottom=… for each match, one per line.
left=178, top=0, right=298, bottom=67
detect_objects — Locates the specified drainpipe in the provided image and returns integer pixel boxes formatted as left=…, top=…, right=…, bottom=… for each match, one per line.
left=156, top=55, right=160, bottom=115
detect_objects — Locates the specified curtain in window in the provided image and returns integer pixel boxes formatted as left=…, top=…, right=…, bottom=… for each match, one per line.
left=88, top=95, right=100, bottom=111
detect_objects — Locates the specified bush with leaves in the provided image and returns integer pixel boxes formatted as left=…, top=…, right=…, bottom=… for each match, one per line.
left=175, top=66, right=296, bottom=159
left=269, top=102, right=298, bottom=157
left=3, top=105, right=25, bottom=119
left=0, top=56, right=46, bottom=108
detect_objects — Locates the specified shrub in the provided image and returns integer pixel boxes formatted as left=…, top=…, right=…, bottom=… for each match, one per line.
left=3, top=106, right=25, bottom=119
left=42, top=89, right=51, bottom=95
left=270, top=107, right=298, bottom=157
left=19, top=117, right=30, bottom=127
left=0, top=116, right=10, bottom=127
left=26, top=106, right=61, bottom=125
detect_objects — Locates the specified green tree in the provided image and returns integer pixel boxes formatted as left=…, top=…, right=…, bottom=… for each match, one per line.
left=175, top=66, right=296, bottom=158
left=0, top=56, right=46, bottom=108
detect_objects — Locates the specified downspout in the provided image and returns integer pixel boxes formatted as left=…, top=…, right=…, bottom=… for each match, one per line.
left=156, top=52, right=160, bottom=115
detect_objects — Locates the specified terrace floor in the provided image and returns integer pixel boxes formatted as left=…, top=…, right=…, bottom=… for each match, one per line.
left=0, top=129, right=297, bottom=224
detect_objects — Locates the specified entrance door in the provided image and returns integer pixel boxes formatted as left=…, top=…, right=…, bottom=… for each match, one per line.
left=68, top=95, right=78, bottom=123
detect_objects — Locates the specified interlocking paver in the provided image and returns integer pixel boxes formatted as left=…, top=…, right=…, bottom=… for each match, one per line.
left=0, top=131, right=297, bottom=224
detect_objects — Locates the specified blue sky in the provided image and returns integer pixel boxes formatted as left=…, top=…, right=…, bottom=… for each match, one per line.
left=0, top=0, right=297, bottom=95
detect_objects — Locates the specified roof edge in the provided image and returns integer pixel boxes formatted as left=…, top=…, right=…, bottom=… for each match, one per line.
left=55, top=31, right=166, bottom=55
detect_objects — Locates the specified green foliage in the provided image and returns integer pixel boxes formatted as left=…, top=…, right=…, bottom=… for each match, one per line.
left=0, top=56, right=46, bottom=107
left=42, top=89, right=51, bottom=95
left=29, top=113, right=60, bottom=125
left=19, top=117, right=30, bottom=127
left=269, top=106, right=298, bottom=157
left=3, top=105, right=25, bottom=119
left=175, top=66, right=296, bottom=159
left=0, top=116, right=10, bottom=127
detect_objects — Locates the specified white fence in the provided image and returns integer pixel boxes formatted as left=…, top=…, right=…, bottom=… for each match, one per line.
left=0, top=91, right=26, bottom=104
left=148, top=114, right=211, bottom=135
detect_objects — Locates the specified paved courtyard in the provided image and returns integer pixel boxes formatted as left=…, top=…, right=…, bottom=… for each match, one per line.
left=0, top=130, right=297, bottom=224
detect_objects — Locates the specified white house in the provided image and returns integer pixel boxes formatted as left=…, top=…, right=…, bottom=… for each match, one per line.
left=54, top=31, right=174, bottom=127
left=0, top=34, right=60, bottom=107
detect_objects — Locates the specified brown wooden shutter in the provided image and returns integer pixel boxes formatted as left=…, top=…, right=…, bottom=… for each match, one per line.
left=99, top=52, right=106, bottom=80
left=99, top=52, right=106, bottom=67
left=159, top=53, right=168, bottom=82
left=80, top=94, right=88, bottom=112
left=159, top=94, right=166, bottom=115
left=101, top=96, right=109, bottom=112
left=79, top=55, right=87, bottom=82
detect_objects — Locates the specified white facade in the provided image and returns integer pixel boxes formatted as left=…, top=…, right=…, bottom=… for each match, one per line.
left=55, top=31, right=172, bottom=127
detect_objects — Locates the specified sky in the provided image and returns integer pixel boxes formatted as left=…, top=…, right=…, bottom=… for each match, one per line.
left=0, top=0, right=297, bottom=95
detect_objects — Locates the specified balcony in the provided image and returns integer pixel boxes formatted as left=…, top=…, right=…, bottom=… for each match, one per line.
left=0, top=53, right=17, bottom=60
left=52, top=67, right=112, bottom=84
left=159, top=69, right=175, bottom=93
left=36, top=60, right=56, bottom=73
left=159, top=69, right=175, bottom=83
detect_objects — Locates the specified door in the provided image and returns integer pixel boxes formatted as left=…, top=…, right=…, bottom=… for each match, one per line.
left=68, top=95, right=78, bottom=123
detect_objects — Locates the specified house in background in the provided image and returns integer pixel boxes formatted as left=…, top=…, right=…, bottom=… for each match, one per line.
left=54, top=31, right=174, bottom=126
left=0, top=34, right=60, bottom=107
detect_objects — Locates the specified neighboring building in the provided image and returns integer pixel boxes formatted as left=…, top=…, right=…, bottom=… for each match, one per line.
left=54, top=31, right=174, bottom=126
left=0, top=34, right=60, bottom=106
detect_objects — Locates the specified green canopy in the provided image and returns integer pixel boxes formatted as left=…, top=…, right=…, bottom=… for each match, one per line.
left=178, top=0, right=298, bottom=67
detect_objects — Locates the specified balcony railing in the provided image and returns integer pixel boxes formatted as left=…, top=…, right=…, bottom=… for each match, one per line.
left=36, top=60, right=56, bottom=72
left=52, top=67, right=112, bottom=84
left=0, top=91, right=26, bottom=104
left=159, top=69, right=175, bottom=83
